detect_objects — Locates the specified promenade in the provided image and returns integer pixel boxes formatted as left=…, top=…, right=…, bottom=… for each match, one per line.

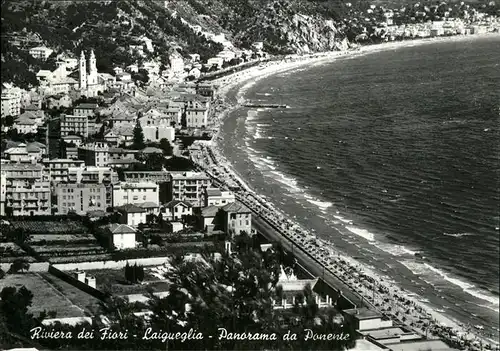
left=191, top=138, right=498, bottom=351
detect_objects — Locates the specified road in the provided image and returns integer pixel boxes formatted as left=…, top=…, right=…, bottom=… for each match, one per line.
left=251, top=215, right=371, bottom=309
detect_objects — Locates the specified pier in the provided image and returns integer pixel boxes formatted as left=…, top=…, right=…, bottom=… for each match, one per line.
left=243, top=103, right=289, bottom=108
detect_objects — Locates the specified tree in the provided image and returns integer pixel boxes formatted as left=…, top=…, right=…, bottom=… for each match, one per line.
left=8, top=259, right=30, bottom=274
left=159, top=138, right=173, bottom=156
left=132, top=120, right=145, bottom=149
left=0, top=268, right=5, bottom=280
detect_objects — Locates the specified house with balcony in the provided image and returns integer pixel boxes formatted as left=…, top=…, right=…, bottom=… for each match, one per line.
left=220, top=201, right=252, bottom=236
left=161, top=200, right=193, bottom=221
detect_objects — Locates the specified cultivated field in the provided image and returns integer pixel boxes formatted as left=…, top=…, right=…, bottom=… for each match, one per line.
left=0, top=273, right=90, bottom=318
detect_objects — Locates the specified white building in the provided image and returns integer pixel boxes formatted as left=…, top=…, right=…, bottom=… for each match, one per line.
left=1, top=91, right=21, bottom=117
left=112, top=182, right=159, bottom=207
left=207, top=57, right=224, bottom=68
left=203, top=188, right=235, bottom=207
left=79, top=50, right=105, bottom=97
left=117, top=203, right=147, bottom=227
left=43, top=158, right=85, bottom=183
left=162, top=200, right=193, bottom=221
left=186, top=105, right=208, bottom=128
left=169, top=52, right=185, bottom=74
left=107, top=224, right=137, bottom=250
left=4, top=142, right=46, bottom=163
left=29, top=46, right=54, bottom=60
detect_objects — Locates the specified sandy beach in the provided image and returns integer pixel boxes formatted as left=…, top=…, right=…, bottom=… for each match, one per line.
left=193, top=33, right=500, bottom=350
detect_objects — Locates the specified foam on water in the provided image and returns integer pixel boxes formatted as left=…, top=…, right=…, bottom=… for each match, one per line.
left=306, top=199, right=333, bottom=209
left=372, top=243, right=419, bottom=256
left=269, top=170, right=303, bottom=193
left=400, top=260, right=500, bottom=306
left=333, top=215, right=353, bottom=224
left=443, top=232, right=475, bottom=238
left=345, top=226, right=376, bottom=241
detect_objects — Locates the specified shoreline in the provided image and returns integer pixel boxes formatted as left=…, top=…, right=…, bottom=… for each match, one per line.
left=194, top=33, right=500, bottom=349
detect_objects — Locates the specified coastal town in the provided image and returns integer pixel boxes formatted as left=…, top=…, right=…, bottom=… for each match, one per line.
left=1, top=1, right=499, bottom=350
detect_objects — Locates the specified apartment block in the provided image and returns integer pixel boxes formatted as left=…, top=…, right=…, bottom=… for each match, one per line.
left=43, top=158, right=85, bottom=183
left=112, top=182, right=159, bottom=208
left=1, top=91, right=21, bottom=117
left=168, top=171, right=211, bottom=207
left=55, top=183, right=107, bottom=215
left=60, top=114, right=89, bottom=138
left=5, top=180, right=51, bottom=216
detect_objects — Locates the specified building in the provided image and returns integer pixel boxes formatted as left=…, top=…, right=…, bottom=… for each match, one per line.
left=168, top=171, right=211, bottom=206
left=162, top=200, right=193, bottom=221
left=123, top=170, right=171, bottom=184
left=220, top=201, right=252, bottom=236
left=1, top=91, right=21, bottom=117
left=79, top=50, right=105, bottom=97
left=29, top=46, right=54, bottom=60
left=200, top=205, right=219, bottom=233
left=61, top=135, right=83, bottom=147
left=143, top=124, right=175, bottom=143
left=117, top=204, right=147, bottom=227
left=73, top=103, right=99, bottom=117
left=47, top=94, right=73, bottom=109
left=169, top=52, right=185, bottom=74
left=342, top=308, right=393, bottom=331
left=4, top=180, right=51, bottom=216
left=106, top=224, right=137, bottom=250
left=13, top=118, right=38, bottom=134
left=67, top=166, right=117, bottom=209
left=112, top=182, right=159, bottom=207
left=77, top=142, right=109, bottom=167
left=55, top=183, right=107, bottom=215
left=43, top=159, right=85, bottom=183
left=4, top=142, right=47, bottom=163
left=207, top=57, right=224, bottom=68
left=272, top=272, right=338, bottom=310
left=0, top=172, right=6, bottom=216
left=185, top=106, right=208, bottom=128
left=203, top=187, right=235, bottom=207
left=60, top=114, right=89, bottom=138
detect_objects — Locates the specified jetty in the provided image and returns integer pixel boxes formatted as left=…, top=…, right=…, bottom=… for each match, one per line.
left=243, top=103, right=289, bottom=108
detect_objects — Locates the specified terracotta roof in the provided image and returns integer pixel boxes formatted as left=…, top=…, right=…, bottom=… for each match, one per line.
left=117, top=204, right=146, bottom=213
left=206, top=188, right=222, bottom=197
left=221, top=202, right=251, bottom=214
left=76, top=103, right=99, bottom=109
left=201, top=205, right=219, bottom=217
left=136, top=202, right=159, bottom=209
left=108, top=223, right=137, bottom=234
left=165, top=200, right=192, bottom=208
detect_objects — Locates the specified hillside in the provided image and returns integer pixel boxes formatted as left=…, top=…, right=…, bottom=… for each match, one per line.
left=1, top=0, right=498, bottom=88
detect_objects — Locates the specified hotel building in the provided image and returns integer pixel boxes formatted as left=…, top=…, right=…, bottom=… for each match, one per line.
left=55, top=183, right=107, bottom=215
left=168, top=171, right=211, bottom=207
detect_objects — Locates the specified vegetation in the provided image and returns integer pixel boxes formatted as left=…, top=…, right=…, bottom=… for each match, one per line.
left=132, top=119, right=145, bottom=150
left=0, top=233, right=357, bottom=350
left=124, top=262, right=145, bottom=284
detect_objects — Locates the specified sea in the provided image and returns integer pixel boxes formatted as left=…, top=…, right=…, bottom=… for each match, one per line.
left=219, top=35, right=500, bottom=340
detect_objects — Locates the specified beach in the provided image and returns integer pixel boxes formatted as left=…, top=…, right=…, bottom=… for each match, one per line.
left=192, top=33, right=500, bottom=350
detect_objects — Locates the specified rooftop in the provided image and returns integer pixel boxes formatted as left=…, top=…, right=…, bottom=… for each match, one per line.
left=221, top=201, right=251, bottom=214
left=201, top=205, right=219, bottom=217
left=116, top=204, right=146, bottom=213
left=165, top=200, right=193, bottom=208
left=206, top=188, right=222, bottom=197
left=343, top=307, right=383, bottom=321
left=386, top=339, right=452, bottom=351
left=108, top=223, right=137, bottom=234
left=76, top=103, right=99, bottom=109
